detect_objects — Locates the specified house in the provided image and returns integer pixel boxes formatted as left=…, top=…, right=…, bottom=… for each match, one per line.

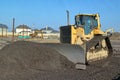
left=40, top=26, right=60, bottom=39
left=16, top=24, right=32, bottom=33
left=41, top=26, right=53, bottom=34
left=41, top=26, right=59, bottom=34
left=16, top=24, right=32, bottom=38
left=0, top=24, right=8, bottom=37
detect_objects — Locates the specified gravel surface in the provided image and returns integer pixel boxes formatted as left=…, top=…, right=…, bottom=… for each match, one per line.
left=0, top=41, right=119, bottom=80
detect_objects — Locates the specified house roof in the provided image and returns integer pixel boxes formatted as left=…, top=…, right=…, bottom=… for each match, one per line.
left=41, top=27, right=59, bottom=33
left=51, top=30, right=59, bottom=33
left=41, top=27, right=53, bottom=30
left=0, top=24, right=8, bottom=28
left=16, top=24, right=31, bottom=29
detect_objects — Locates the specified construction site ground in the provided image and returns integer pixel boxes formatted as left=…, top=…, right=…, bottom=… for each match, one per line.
left=0, top=37, right=120, bottom=80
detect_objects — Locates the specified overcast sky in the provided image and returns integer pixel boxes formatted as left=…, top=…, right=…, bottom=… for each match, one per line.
left=0, top=0, right=120, bottom=31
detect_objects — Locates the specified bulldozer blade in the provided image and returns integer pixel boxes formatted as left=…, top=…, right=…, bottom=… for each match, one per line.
left=43, top=43, right=86, bottom=69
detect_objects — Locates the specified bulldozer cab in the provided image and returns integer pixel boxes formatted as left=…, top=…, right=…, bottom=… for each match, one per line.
left=75, top=14, right=98, bottom=35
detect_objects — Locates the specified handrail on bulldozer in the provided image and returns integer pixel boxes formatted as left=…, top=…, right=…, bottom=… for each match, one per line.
left=105, top=28, right=114, bottom=34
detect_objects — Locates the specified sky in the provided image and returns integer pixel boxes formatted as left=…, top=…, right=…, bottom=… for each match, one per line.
left=0, top=0, right=120, bottom=32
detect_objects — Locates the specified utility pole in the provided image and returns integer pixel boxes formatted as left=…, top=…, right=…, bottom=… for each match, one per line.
left=66, top=10, right=70, bottom=25
left=23, top=24, right=24, bottom=39
left=2, top=27, right=3, bottom=38
left=12, top=18, right=15, bottom=42
left=6, top=27, right=7, bottom=37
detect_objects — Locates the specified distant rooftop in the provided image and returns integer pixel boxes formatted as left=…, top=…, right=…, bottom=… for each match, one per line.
left=51, top=30, right=59, bottom=33
left=41, top=27, right=54, bottom=30
left=0, top=24, right=8, bottom=28
left=16, top=24, right=31, bottom=29
left=41, top=27, right=59, bottom=33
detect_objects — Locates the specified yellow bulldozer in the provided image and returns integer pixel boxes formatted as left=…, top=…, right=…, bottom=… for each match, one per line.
left=45, top=13, right=113, bottom=69
left=29, top=30, right=43, bottom=39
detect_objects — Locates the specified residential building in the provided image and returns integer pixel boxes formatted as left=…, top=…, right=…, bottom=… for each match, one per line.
left=0, top=24, right=8, bottom=37
left=16, top=24, right=32, bottom=33
left=40, top=26, right=60, bottom=39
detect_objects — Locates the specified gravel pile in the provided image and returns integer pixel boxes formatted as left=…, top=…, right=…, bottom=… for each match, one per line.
left=0, top=41, right=74, bottom=79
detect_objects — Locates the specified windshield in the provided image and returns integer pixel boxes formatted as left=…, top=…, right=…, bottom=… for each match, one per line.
left=75, top=15, right=98, bottom=28
left=75, top=15, right=98, bottom=34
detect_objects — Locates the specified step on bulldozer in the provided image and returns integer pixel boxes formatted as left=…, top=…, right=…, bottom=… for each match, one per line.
left=45, top=13, right=113, bottom=69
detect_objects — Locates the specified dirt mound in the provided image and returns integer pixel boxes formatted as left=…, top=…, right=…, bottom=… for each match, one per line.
left=0, top=41, right=74, bottom=79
